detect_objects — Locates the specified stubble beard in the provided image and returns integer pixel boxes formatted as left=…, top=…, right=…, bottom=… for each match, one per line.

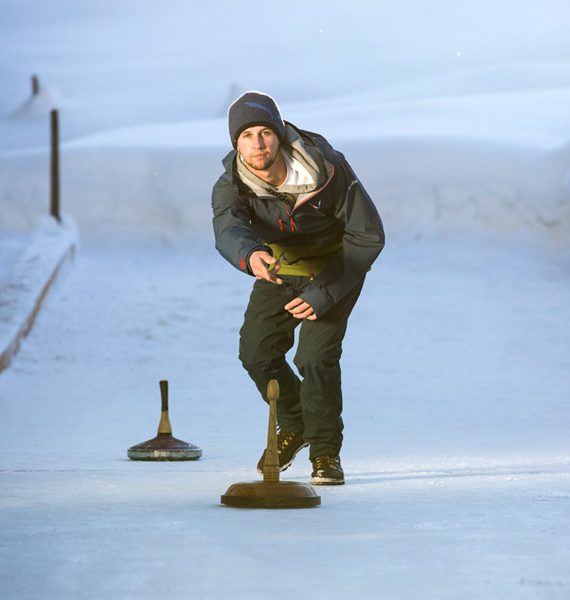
left=243, top=151, right=278, bottom=173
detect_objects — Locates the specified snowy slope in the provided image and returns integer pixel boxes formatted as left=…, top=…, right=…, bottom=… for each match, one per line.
left=2, top=1, right=570, bottom=242
left=2, top=83, right=569, bottom=242
left=2, top=0, right=569, bottom=142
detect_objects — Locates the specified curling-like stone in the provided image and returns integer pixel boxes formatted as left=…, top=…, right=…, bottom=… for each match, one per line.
left=127, top=380, right=202, bottom=461
left=221, top=379, right=320, bottom=509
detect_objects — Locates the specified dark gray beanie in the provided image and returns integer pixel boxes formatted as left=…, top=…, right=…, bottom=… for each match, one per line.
left=228, top=91, right=285, bottom=148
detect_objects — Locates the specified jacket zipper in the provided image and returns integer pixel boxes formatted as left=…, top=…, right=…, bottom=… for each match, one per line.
left=271, top=163, right=336, bottom=231
left=281, top=201, right=296, bottom=232
left=290, top=164, right=335, bottom=213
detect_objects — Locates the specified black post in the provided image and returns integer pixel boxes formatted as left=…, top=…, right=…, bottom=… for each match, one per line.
left=32, top=75, right=39, bottom=96
left=50, top=109, right=61, bottom=222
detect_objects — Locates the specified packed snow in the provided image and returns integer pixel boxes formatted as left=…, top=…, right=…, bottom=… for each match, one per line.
left=1, top=1, right=569, bottom=598
left=0, top=215, right=76, bottom=371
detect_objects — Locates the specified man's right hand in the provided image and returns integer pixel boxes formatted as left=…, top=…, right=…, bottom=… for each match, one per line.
left=249, top=250, right=283, bottom=284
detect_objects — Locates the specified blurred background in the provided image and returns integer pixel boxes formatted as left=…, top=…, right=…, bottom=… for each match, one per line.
left=1, top=0, right=569, bottom=238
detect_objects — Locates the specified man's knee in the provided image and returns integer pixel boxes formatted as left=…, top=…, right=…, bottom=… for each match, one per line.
left=238, top=332, right=260, bottom=373
left=239, top=330, right=284, bottom=376
left=294, top=344, right=342, bottom=376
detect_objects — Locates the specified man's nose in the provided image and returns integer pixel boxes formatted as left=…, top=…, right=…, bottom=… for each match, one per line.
left=253, top=134, right=266, bottom=149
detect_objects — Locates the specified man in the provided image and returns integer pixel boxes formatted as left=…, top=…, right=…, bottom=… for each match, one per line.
left=212, top=91, right=384, bottom=485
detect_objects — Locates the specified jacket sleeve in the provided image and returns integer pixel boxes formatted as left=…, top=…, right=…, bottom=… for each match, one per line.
left=211, top=175, right=270, bottom=274
left=299, top=156, right=385, bottom=317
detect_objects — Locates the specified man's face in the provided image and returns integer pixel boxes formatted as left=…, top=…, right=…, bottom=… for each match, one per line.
left=236, top=125, right=280, bottom=172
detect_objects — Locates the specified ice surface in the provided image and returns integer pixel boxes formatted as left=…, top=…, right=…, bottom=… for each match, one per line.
left=1, top=235, right=569, bottom=599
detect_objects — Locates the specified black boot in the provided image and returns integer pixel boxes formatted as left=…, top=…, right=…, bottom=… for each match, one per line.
left=310, top=455, right=344, bottom=485
left=257, top=430, right=309, bottom=474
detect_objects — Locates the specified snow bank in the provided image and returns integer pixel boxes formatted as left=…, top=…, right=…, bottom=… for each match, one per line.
left=0, top=215, right=77, bottom=372
left=1, top=81, right=569, bottom=244
left=2, top=0, right=569, bottom=244
left=0, top=145, right=220, bottom=234
left=345, top=138, right=570, bottom=244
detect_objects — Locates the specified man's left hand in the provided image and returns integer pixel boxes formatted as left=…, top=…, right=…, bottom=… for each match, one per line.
left=285, top=297, right=317, bottom=320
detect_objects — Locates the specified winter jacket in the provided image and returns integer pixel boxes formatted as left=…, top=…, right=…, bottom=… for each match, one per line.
left=211, top=122, right=385, bottom=317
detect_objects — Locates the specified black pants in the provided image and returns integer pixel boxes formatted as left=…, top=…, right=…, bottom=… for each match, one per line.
left=238, top=275, right=364, bottom=459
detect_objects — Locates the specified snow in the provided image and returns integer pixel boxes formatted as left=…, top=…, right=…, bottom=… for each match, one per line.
left=1, top=0, right=570, bottom=597
left=3, top=69, right=570, bottom=240
left=0, top=216, right=77, bottom=371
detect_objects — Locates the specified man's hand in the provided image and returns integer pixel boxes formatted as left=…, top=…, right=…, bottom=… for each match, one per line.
left=249, top=250, right=283, bottom=284
left=285, top=297, right=317, bottom=320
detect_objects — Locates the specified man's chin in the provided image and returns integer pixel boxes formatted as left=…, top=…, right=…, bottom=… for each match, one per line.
left=247, top=156, right=275, bottom=171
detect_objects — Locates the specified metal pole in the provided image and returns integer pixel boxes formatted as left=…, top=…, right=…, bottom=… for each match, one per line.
left=50, top=109, right=61, bottom=222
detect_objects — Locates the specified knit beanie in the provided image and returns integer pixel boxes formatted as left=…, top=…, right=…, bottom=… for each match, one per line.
left=228, top=91, right=285, bottom=148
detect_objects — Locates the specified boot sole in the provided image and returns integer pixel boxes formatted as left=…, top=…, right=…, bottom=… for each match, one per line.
left=310, top=476, right=345, bottom=486
left=256, top=442, right=309, bottom=475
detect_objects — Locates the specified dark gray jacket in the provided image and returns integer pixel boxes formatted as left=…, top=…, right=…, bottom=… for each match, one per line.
left=211, top=123, right=385, bottom=317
